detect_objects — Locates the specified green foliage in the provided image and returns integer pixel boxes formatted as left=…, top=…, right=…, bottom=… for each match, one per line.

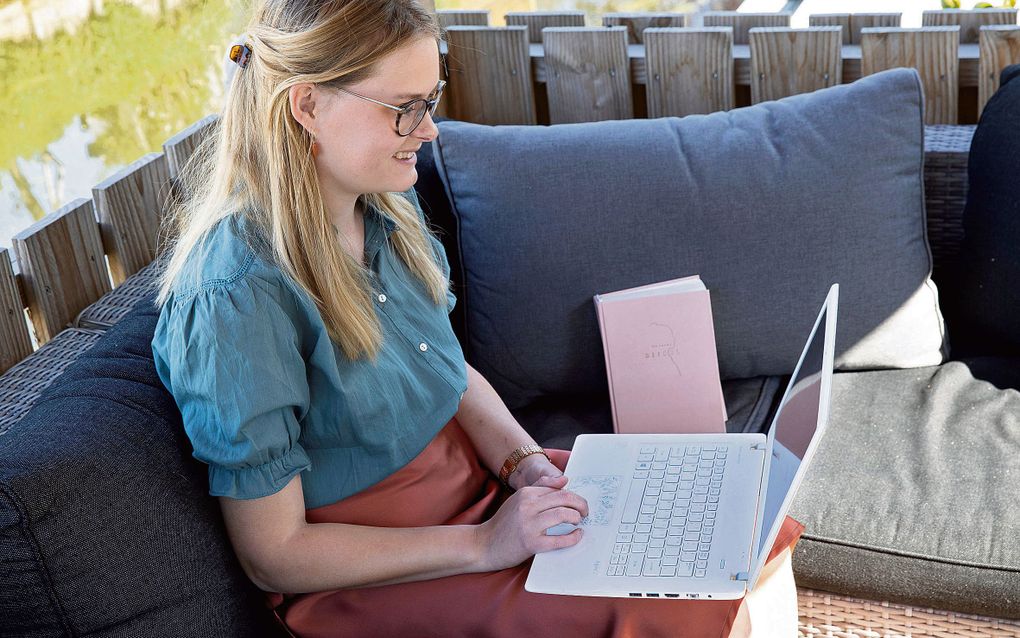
left=1, top=0, right=248, bottom=171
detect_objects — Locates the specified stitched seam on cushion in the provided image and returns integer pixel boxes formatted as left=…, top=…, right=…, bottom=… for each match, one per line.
left=0, top=481, right=77, bottom=636
left=173, top=250, right=257, bottom=302
left=802, top=532, right=1020, bottom=573
left=432, top=130, right=473, bottom=363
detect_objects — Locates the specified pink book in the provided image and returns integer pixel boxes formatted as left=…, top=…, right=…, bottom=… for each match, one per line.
left=594, top=275, right=727, bottom=434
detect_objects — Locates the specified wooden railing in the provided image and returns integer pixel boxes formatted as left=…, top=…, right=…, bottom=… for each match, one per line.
left=436, top=9, right=1020, bottom=126
left=0, top=116, right=218, bottom=375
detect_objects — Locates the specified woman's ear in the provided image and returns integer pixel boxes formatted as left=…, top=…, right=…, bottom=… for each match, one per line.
left=289, top=83, right=318, bottom=135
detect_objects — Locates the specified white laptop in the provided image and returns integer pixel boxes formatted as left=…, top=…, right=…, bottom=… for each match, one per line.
left=525, top=284, right=838, bottom=600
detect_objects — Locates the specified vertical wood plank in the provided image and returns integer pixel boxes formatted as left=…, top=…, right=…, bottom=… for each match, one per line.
left=542, top=27, right=632, bottom=124
left=163, top=114, right=218, bottom=181
left=850, top=14, right=902, bottom=45
left=0, top=250, right=33, bottom=375
left=702, top=11, right=791, bottom=45
left=602, top=12, right=687, bottom=44
left=11, top=198, right=111, bottom=346
left=750, top=27, right=842, bottom=103
left=92, top=152, right=171, bottom=286
left=437, top=10, right=489, bottom=29
left=444, top=26, right=536, bottom=125
left=645, top=27, right=733, bottom=117
left=504, top=11, right=586, bottom=44
left=922, top=8, right=1017, bottom=44
left=809, top=14, right=851, bottom=45
left=861, top=27, right=960, bottom=125
left=978, top=25, right=1020, bottom=115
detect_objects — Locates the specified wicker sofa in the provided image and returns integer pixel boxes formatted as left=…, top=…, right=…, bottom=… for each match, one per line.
left=1, top=70, right=1018, bottom=637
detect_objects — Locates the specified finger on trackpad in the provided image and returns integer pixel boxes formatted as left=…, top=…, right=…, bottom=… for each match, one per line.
left=544, top=523, right=577, bottom=536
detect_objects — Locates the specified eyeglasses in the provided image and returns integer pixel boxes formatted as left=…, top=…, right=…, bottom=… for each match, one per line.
left=335, top=80, right=445, bottom=137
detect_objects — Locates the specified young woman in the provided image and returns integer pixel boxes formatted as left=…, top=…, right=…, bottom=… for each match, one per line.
left=151, top=1, right=802, bottom=635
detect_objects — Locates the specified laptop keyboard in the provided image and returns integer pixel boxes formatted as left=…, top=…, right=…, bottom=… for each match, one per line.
left=607, top=444, right=728, bottom=579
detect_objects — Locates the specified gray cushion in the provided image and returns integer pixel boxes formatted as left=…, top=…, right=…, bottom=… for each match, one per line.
left=434, top=68, right=946, bottom=411
left=0, top=299, right=282, bottom=637
left=789, top=358, right=1020, bottom=618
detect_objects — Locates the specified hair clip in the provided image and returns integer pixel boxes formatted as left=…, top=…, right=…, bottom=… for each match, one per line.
left=229, top=44, right=252, bottom=69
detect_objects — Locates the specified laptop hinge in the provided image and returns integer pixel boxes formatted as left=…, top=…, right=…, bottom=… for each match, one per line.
left=732, top=572, right=751, bottom=582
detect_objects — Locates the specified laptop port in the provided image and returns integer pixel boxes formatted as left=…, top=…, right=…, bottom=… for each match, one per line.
left=646, top=593, right=659, bottom=597
left=629, top=593, right=642, bottom=597
left=664, top=593, right=680, bottom=598
left=687, top=593, right=700, bottom=599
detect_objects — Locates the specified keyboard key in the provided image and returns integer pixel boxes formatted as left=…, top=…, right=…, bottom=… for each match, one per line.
left=689, top=512, right=704, bottom=523
left=661, top=565, right=677, bottom=577
left=613, top=543, right=628, bottom=554
left=640, top=446, right=656, bottom=454
left=632, top=543, right=647, bottom=554
left=677, top=562, right=694, bottom=577
left=664, top=546, right=680, bottom=557
left=681, top=551, right=697, bottom=562
left=693, top=494, right=708, bottom=504
left=635, top=462, right=651, bottom=471
left=655, top=510, right=670, bottom=520
left=634, top=471, right=649, bottom=479
left=695, top=569, right=707, bottom=578
left=643, top=559, right=661, bottom=576
left=636, top=523, right=652, bottom=534
left=697, top=551, right=709, bottom=560
left=665, top=475, right=680, bottom=484
left=626, top=554, right=644, bottom=576
left=617, top=533, right=633, bottom=543
left=682, top=541, right=699, bottom=552
left=670, top=446, right=685, bottom=457
left=621, top=479, right=647, bottom=524
left=650, top=470, right=665, bottom=479
left=692, top=503, right=706, bottom=513
left=679, top=480, right=694, bottom=490
left=696, top=560, right=708, bottom=569
left=704, top=451, right=716, bottom=460
left=667, top=466, right=682, bottom=476
left=648, top=548, right=663, bottom=559
left=648, top=479, right=663, bottom=488
left=688, top=522, right=702, bottom=533
left=637, top=453, right=654, bottom=462
left=653, top=519, right=668, bottom=529
left=651, top=529, right=667, bottom=540
left=634, top=533, right=650, bottom=543
left=699, top=542, right=711, bottom=552
left=652, top=461, right=667, bottom=471
left=649, top=539, right=665, bottom=549
left=666, top=537, right=682, bottom=546
left=639, top=514, right=654, bottom=524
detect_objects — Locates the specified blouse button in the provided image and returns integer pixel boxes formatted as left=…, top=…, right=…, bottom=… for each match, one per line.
left=419, top=342, right=428, bottom=352
left=378, top=293, right=387, bottom=303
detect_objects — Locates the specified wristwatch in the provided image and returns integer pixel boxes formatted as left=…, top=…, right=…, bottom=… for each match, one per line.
left=499, top=444, right=550, bottom=490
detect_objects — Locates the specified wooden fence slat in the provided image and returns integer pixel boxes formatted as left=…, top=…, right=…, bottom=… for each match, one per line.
left=163, top=114, right=218, bottom=181
left=0, top=250, right=33, bottom=375
left=750, top=27, right=842, bottom=104
left=645, top=27, right=733, bottom=117
left=543, top=27, right=632, bottom=124
left=602, top=12, right=687, bottom=44
left=978, top=25, right=1020, bottom=115
left=922, top=8, right=1017, bottom=44
left=92, top=152, right=171, bottom=286
left=444, top=26, right=536, bottom=125
left=861, top=27, right=960, bottom=125
left=11, top=198, right=110, bottom=346
left=505, top=11, right=585, bottom=44
left=809, top=13, right=902, bottom=45
left=702, top=11, right=791, bottom=45
left=437, top=10, right=489, bottom=29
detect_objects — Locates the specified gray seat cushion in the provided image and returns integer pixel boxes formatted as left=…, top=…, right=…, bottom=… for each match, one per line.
left=789, top=358, right=1020, bottom=618
left=516, top=375, right=784, bottom=450
left=434, top=68, right=946, bottom=411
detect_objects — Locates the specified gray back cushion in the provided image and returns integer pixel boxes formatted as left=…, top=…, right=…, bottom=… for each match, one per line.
left=434, top=68, right=946, bottom=411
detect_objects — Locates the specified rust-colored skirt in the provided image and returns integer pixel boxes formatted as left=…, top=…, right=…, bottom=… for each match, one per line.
left=268, top=417, right=803, bottom=638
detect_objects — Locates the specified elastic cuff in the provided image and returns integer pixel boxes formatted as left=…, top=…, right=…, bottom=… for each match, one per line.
left=208, top=444, right=312, bottom=500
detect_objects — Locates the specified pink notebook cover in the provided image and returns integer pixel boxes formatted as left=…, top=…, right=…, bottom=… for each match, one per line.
left=595, top=278, right=727, bottom=435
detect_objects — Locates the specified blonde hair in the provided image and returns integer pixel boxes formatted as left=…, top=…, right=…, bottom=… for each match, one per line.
left=155, top=0, right=448, bottom=362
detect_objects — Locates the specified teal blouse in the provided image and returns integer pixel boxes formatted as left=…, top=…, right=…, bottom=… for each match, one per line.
left=151, top=189, right=468, bottom=509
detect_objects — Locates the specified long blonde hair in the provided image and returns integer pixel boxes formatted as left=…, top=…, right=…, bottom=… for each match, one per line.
left=155, top=0, right=448, bottom=362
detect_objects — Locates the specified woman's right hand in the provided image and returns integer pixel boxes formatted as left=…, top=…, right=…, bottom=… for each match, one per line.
left=474, top=475, right=589, bottom=572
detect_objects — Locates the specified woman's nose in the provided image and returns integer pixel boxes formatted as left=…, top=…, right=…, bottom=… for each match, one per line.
left=414, top=111, right=439, bottom=142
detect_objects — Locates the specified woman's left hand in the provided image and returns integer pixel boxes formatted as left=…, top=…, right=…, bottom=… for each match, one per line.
left=508, top=454, right=565, bottom=491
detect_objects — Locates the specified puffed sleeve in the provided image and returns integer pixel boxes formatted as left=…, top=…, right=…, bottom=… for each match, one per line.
left=151, top=276, right=312, bottom=500
left=401, top=187, right=456, bottom=314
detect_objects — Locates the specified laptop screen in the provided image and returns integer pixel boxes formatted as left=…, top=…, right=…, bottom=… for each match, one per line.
left=755, top=306, right=828, bottom=558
